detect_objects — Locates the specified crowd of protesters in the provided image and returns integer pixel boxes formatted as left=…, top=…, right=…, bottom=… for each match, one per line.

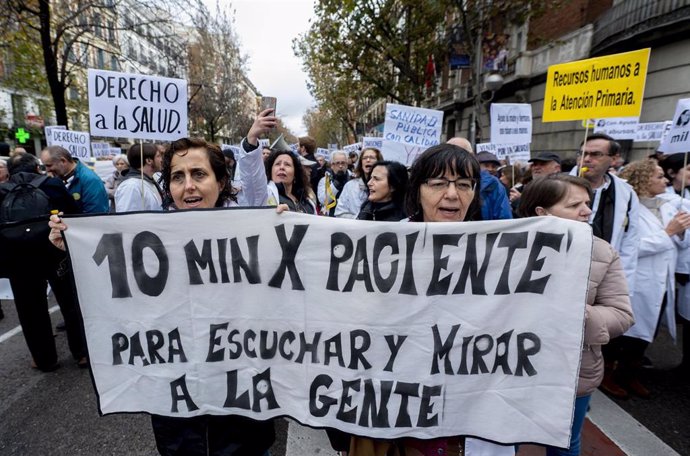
left=1, top=107, right=690, bottom=456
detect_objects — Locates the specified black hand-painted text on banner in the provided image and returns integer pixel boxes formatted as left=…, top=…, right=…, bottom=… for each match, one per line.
left=63, top=210, right=591, bottom=447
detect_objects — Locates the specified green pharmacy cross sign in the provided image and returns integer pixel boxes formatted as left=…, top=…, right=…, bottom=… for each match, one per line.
left=15, top=128, right=30, bottom=144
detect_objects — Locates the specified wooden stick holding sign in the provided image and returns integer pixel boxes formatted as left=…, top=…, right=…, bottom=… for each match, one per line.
left=578, top=123, right=590, bottom=178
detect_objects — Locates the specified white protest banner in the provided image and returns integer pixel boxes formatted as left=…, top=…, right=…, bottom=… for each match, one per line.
left=45, top=125, right=66, bottom=146
left=63, top=210, right=591, bottom=447
left=49, top=130, right=92, bottom=159
left=109, top=147, right=122, bottom=156
left=258, top=139, right=270, bottom=148
left=383, top=103, right=443, bottom=166
left=342, top=143, right=362, bottom=154
left=593, top=117, right=639, bottom=140
left=362, top=137, right=383, bottom=150
left=289, top=143, right=300, bottom=154
left=88, top=69, right=188, bottom=141
left=658, top=99, right=690, bottom=154
left=490, top=104, right=532, bottom=145
left=476, top=143, right=531, bottom=162
left=634, top=121, right=673, bottom=142
left=91, top=142, right=111, bottom=158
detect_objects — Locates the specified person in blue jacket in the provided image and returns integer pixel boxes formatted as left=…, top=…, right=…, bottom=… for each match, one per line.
left=40, top=146, right=109, bottom=214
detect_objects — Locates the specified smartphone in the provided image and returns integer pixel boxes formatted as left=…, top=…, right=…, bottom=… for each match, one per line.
left=260, top=96, right=277, bottom=115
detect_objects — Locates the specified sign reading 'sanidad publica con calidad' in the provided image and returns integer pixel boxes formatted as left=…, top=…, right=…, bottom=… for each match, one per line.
left=87, top=69, right=188, bottom=141
left=543, top=48, right=650, bottom=122
left=63, top=209, right=592, bottom=448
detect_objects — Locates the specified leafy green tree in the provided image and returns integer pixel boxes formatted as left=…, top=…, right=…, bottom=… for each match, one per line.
left=3, top=0, right=196, bottom=128
left=188, top=1, right=254, bottom=143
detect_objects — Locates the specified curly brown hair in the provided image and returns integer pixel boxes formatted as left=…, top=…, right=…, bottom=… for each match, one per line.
left=618, top=159, right=658, bottom=196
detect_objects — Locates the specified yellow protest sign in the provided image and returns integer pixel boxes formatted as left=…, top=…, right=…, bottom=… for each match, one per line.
left=543, top=48, right=650, bottom=122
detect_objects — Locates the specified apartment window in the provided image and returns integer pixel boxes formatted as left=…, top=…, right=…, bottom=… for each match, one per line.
left=70, top=87, right=79, bottom=100
left=11, top=94, right=26, bottom=121
left=111, top=56, right=119, bottom=71
left=97, top=49, right=105, bottom=69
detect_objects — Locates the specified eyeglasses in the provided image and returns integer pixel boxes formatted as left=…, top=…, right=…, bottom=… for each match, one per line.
left=577, top=151, right=612, bottom=159
left=361, top=155, right=378, bottom=161
left=424, top=177, right=476, bottom=193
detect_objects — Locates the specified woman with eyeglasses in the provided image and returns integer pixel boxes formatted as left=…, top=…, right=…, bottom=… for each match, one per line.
left=518, top=174, right=633, bottom=456
left=334, top=147, right=383, bottom=218
left=347, top=144, right=511, bottom=456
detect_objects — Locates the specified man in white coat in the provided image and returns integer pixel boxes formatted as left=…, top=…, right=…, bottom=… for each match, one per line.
left=115, top=143, right=163, bottom=212
left=575, top=133, right=640, bottom=399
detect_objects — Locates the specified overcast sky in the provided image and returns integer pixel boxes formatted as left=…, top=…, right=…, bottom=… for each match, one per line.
left=230, top=0, right=315, bottom=136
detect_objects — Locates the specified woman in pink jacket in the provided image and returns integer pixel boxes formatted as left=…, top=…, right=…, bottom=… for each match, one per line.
left=518, top=174, right=634, bottom=456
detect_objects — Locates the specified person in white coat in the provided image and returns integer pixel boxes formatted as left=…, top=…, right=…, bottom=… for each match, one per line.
left=334, top=147, right=382, bottom=218
left=610, top=159, right=690, bottom=398
left=574, top=134, right=641, bottom=398
left=660, top=154, right=690, bottom=373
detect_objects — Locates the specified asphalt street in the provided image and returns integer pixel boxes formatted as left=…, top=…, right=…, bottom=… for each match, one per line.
left=0, top=293, right=688, bottom=456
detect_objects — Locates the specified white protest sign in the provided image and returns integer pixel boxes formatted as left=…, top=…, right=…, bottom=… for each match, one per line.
left=109, top=147, right=122, bottom=156
left=658, top=99, right=690, bottom=154
left=634, top=121, right=673, bottom=142
left=316, top=148, right=331, bottom=160
left=63, top=210, right=591, bottom=448
left=381, top=140, right=425, bottom=165
left=342, top=143, right=362, bottom=154
left=383, top=103, right=443, bottom=165
left=91, top=142, right=111, bottom=158
left=88, top=69, right=188, bottom=141
left=476, top=143, right=531, bottom=162
left=258, top=139, right=270, bottom=148
left=490, top=104, right=532, bottom=145
left=49, top=130, right=92, bottom=158
left=45, top=125, right=66, bottom=146
left=362, top=137, right=383, bottom=150
left=593, top=117, right=639, bottom=140
left=289, top=143, right=300, bottom=154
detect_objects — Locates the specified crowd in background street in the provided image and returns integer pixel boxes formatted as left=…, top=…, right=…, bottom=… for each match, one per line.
left=1, top=107, right=690, bottom=456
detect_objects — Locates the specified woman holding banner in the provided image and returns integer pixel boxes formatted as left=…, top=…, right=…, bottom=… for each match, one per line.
left=347, top=144, right=510, bottom=456
left=335, top=147, right=383, bottom=218
left=518, top=174, right=633, bottom=456
left=49, top=110, right=276, bottom=456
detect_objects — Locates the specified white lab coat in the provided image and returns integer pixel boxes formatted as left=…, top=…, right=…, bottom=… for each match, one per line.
left=569, top=171, right=640, bottom=295
left=625, top=197, right=689, bottom=342
left=663, top=188, right=690, bottom=319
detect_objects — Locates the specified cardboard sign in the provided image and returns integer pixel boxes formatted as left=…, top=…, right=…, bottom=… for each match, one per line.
left=88, top=69, right=188, bottom=141
left=593, top=117, right=639, bottom=140
left=634, top=121, right=672, bottom=142
left=383, top=103, right=443, bottom=165
left=476, top=143, right=531, bottom=162
left=490, top=104, right=532, bottom=145
left=542, top=48, right=650, bottom=122
left=48, top=130, right=92, bottom=159
left=63, top=210, right=592, bottom=447
left=658, top=99, right=690, bottom=154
